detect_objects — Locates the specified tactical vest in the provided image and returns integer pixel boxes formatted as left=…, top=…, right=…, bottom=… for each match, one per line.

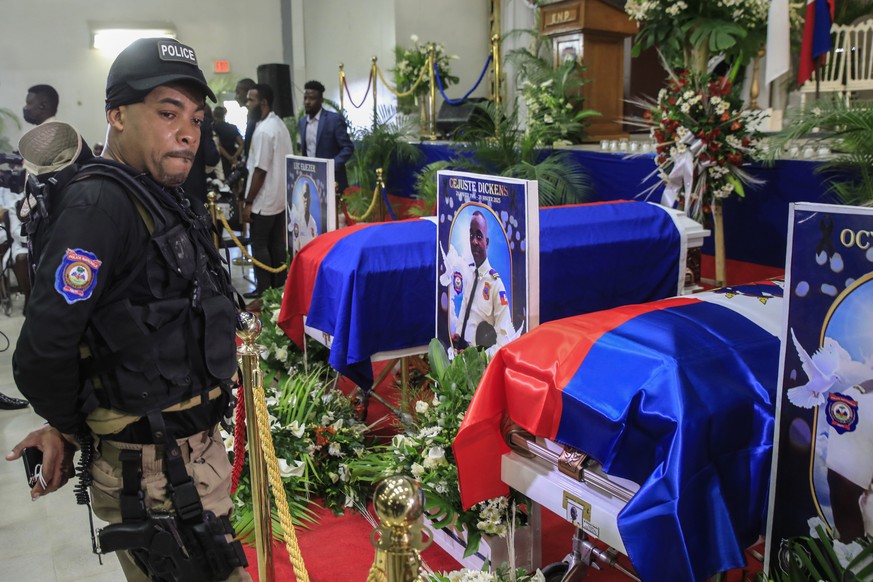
left=26, top=159, right=239, bottom=418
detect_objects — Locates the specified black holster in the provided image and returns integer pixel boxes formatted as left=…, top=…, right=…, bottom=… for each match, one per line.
left=97, top=411, right=247, bottom=581
left=98, top=510, right=246, bottom=582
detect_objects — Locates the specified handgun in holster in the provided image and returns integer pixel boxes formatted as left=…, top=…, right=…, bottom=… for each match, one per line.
left=97, top=413, right=247, bottom=582
left=97, top=509, right=245, bottom=582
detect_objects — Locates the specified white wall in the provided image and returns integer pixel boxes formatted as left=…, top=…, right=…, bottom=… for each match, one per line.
left=394, top=0, right=490, bottom=103
left=1, top=0, right=517, bottom=150
left=292, top=0, right=491, bottom=131
left=0, top=0, right=285, bottom=149
left=295, top=0, right=397, bottom=131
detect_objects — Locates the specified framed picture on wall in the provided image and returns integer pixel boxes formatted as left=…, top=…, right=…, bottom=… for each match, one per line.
left=554, top=32, right=583, bottom=66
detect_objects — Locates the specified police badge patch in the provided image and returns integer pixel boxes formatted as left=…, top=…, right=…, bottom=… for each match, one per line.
left=482, top=281, right=491, bottom=301
left=825, top=392, right=859, bottom=434
left=452, top=271, right=463, bottom=294
left=55, top=248, right=102, bottom=304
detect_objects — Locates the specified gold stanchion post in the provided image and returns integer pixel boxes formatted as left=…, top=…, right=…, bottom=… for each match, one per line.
left=367, top=476, right=431, bottom=582
left=207, top=191, right=220, bottom=249
left=427, top=45, right=437, bottom=140
left=375, top=168, right=385, bottom=223
left=237, top=312, right=275, bottom=582
left=339, top=63, right=345, bottom=112
left=749, top=47, right=765, bottom=111
left=713, top=203, right=727, bottom=287
left=372, top=56, right=378, bottom=131
left=491, top=33, right=501, bottom=108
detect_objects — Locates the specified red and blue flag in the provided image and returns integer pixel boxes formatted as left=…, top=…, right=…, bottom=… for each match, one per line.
left=454, top=282, right=784, bottom=581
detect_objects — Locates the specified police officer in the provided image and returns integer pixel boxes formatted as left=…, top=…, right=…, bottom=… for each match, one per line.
left=6, top=38, right=248, bottom=581
left=825, top=379, right=873, bottom=541
left=290, top=181, right=318, bottom=256
left=451, top=211, right=515, bottom=356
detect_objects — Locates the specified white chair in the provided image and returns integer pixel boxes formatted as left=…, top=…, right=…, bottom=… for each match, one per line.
left=800, top=18, right=873, bottom=106
left=846, top=18, right=873, bottom=93
left=800, top=22, right=850, bottom=106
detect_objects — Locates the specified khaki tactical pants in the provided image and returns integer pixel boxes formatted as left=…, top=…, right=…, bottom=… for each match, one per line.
left=90, top=428, right=251, bottom=582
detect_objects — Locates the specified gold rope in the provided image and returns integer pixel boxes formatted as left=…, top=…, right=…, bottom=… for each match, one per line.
left=345, top=181, right=383, bottom=222
left=375, top=64, right=427, bottom=98
left=251, top=379, right=311, bottom=582
left=215, top=207, right=288, bottom=274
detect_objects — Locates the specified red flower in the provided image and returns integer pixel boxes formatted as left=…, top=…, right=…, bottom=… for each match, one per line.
left=314, top=426, right=337, bottom=447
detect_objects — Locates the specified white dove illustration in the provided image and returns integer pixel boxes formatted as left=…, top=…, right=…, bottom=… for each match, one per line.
left=788, top=329, right=844, bottom=408
left=788, top=329, right=873, bottom=408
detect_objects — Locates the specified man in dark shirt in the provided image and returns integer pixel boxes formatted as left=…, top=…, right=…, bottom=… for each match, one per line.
left=213, top=105, right=244, bottom=179
left=6, top=38, right=248, bottom=581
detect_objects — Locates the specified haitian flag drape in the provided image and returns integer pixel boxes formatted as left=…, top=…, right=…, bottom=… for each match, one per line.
left=798, top=0, right=835, bottom=86
left=453, top=282, right=784, bottom=582
left=278, top=201, right=682, bottom=389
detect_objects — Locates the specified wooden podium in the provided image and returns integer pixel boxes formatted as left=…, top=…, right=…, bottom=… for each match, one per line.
left=539, top=0, right=637, bottom=141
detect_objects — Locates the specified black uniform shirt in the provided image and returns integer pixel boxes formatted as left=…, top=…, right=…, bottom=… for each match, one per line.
left=14, top=175, right=150, bottom=434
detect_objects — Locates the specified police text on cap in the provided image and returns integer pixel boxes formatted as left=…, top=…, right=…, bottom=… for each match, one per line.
left=158, top=40, right=198, bottom=66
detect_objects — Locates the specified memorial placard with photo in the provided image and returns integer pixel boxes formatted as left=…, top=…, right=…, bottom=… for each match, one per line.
left=286, top=155, right=335, bottom=258
left=435, top=170, right=539, bottom=357
left=765, top=202, right=873, bottom=575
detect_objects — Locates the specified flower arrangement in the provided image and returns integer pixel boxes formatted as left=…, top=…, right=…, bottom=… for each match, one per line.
left=637, top=68, right=761, bottom=220
left=625, top=0, right=769, bottom=69
left=505, top=28, right=598, bottom=146
left=760, top=517, right=873, bottom=581
left=349, top=340, right=529, bottom=557
left=428, top=566, right=544, bottom=582
left=393, top=35, right=459, bottom=99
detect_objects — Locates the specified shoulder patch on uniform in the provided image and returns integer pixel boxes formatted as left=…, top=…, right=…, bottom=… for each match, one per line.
left=489, top=268, right=499, bottom=279
left=452, top=271, right=463, bottom=294
left=482, top=281, right=491, bottom=301
left=499, top=290, right=508, bottom=306
left=55, top=248, right=102, bottom=304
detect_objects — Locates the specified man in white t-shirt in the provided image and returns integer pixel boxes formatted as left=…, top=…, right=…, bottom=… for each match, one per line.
left=242, top=83, right=293, bottom=299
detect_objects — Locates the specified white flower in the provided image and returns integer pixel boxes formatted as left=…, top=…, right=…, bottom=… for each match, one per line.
left=415, top=400, right=429, bottom=414
left=222, top=432, right=234, bottom=453
left=321, top=412, right=334, bottom=425
left=274, top=346, right=288, bottom=362
left=338, top=464, right=350, bottom=482
left=428, top=446, right=446, bottom=463
left=270, top=309, right=279, bottom=324
left=332, top=418, right=344, bottom=431
left=288, top=420, right=305, bottom=439
left=328, top=442, right=344, bottom=457
left=411, top=462, right=425, bottom=478
left=278, top=458, right=305, bottom=478
left=344, top=493, right=356, bottom=508
left=410, top=34, right=419, bottom=44
left=431, top=395, right=440, bottom=407
left=419, top=425, right=442, bottom=439
left=329, top=471, right=339, bottom=483
left=832, top=539, right=866, bottom=569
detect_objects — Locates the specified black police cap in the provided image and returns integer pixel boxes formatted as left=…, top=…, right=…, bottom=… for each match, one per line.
left=106, top=37, right=216, bottom=107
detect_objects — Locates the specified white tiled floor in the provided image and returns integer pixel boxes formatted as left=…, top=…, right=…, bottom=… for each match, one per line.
left=0, top=253, right=258, bottom=581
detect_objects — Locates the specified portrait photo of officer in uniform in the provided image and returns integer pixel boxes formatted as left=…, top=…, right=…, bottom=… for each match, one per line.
left=447, top=205, right=518, bottom=356
left=288, top=177, right=319, bottom=257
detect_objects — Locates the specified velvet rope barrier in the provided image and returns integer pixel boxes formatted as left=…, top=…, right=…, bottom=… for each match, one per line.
left=230, top=393, right=247, bottom=495
left=342, top=70, right=373, bottom=109
left=251, top=374, right=311, bottom=582
left=434, top=53, right=493, bottom=105
left=374, top=64, right=428, bottom=98
left=215, top=207, right=288, bottom=273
